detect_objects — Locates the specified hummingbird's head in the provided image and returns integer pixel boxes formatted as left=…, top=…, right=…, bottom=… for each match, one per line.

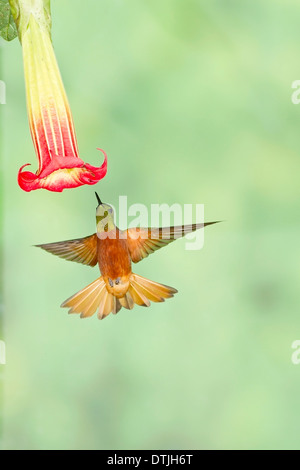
left=95, top=192, right=116, bottom=234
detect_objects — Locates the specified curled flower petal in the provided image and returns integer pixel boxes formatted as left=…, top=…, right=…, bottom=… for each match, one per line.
left=18, top=149, right=108, bottom=192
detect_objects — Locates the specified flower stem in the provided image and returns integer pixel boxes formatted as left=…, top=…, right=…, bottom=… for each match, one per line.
left=9, top=0, right=51, bottom=41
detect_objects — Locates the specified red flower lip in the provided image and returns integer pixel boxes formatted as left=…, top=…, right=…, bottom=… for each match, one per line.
left=18, top=149, right=108, bottom=192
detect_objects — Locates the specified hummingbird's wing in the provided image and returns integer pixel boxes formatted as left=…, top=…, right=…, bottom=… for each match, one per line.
left=126, top=222, right=219, bottom=263
left=36, top=234, right=98, bottom=266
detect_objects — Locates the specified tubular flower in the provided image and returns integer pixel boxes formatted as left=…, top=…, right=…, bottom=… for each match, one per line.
left=10, top=0, right=107, bottom=192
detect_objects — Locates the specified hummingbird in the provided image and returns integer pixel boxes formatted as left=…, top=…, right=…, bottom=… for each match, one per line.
left=36, top=193, right=219, bottom=320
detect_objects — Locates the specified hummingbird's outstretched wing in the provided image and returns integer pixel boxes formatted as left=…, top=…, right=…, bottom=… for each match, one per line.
left=126, top=222, right=220, bottom=263
left=36, top=234, right=98, bottom=266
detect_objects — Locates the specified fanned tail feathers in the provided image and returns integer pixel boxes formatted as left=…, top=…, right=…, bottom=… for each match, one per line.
left=129, top=273, right=177, bottom=305
left=61, top=277, right=105, bottom=319
left=61, top=274, right=177, bottom=320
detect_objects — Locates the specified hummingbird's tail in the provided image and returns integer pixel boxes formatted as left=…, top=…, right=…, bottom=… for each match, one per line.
left=61, top=274, right=178, bottom=320
left=128, top=273, right=178, bottom=307
left=61, top=276, right=121, bottom=319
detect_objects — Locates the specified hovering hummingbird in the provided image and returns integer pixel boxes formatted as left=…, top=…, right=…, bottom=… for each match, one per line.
left=36, top=193, right=219, bottom=319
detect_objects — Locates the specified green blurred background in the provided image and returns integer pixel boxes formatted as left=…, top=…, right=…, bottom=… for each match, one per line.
left=1, top=0, right=300, bottom=450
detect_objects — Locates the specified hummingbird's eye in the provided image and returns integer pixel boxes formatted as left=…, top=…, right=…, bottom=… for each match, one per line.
left=115, top=277, right=121, bottom=285
left=108, top=278, right=113, bottom=287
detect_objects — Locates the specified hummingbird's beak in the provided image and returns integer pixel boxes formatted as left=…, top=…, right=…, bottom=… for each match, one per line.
left=95, top=192, right=102, bottom=206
